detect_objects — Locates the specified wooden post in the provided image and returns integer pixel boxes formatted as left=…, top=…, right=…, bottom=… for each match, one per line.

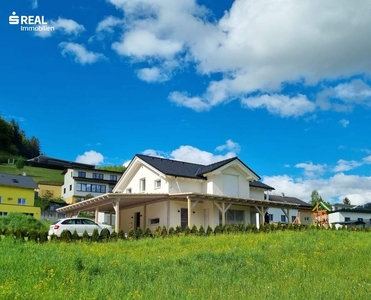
left=187, top=197, right=191, bottom=228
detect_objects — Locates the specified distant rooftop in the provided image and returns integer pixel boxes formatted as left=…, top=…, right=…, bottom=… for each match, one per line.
left=0, top=172, right=38, bottom=189
left=27, top=155, right=96, bottom=170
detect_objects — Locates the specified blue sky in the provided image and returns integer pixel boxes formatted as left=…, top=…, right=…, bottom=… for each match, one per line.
left=1, top=0, right=371, bottom=204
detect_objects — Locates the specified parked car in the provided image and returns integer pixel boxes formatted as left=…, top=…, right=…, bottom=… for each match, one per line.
left=48, top=217, right=113, bottom=238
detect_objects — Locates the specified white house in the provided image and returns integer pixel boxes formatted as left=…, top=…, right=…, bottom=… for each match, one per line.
left=57, top=154, right=300, bottom=232
left=329, top=208, right=371, bottom=229
left=61, top=167, right=122, bottom=204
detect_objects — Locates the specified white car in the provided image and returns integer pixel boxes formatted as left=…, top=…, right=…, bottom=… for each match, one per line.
left=48, top=217, right=113, bottom=238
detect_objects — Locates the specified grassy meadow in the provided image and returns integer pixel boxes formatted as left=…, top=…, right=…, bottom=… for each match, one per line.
left=0, top=164, right=63, bottom=184
left=1, top=230, right=370, bottom=300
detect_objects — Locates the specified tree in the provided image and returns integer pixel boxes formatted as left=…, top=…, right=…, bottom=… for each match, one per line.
left=343, top=197, right=351, bottom=205
left=310, top=190, right=321, bottom=206
left=16, top=157, right=25, bottom=170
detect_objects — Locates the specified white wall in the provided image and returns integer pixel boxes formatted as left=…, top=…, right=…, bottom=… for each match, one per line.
left=250, top=187, right=265, bottom=200
left=124, top=165, right=166, bottom=193
left=168, top=177, right=203, bottom=194
left=329, top=211, right=371, bottom=229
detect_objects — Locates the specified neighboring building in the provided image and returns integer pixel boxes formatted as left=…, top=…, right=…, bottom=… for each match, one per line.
left=57, top=154, right=300, bottom=232
left=266, top=195, right=312, bottom=225
left=61, top=167, right=122, bottom=204
left=37, top=182, right=63, bottom=198
left=329, top=208, right=371, bottom=229
left=0, top=172, right=41, bottom=218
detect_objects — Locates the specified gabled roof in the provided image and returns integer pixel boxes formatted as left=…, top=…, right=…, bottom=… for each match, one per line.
left=250, top=181, right=274, bottom=190
left=267, top=195, right=311, bottom=209
left=135, top=154, right=260, bottom=180
left=0, top=172, right=38, bottom=189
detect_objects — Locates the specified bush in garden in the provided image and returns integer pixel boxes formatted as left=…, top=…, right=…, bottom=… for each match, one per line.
left=175, top=226, right=182, bottom=235
left=28, top=229, right=38, bottom=242
left=100, top=228, right=111, bottom=242
left=154, top=226, right=162, bottom=238
left=245, top=223, right=252, bottom=233
left=15, top=228, right=26, bottom=241
left=251, top=224, right=258, bottom=233
left=331, top=224, right=337, bottom=231
left=226, top=225, right=233, bottom=234
left=110, top=231, right=118, bottom=241
left=118, top=229, right=126, bottom=240
left=60, top=230, right=72, bottom=242
left=191, top=225, right=198, bottom=235
left=72, top=230, right=80, bottom=242
left=127, top=228, right=136, bottom=239
left=184, top=226, right=191, bottom=236
left=161, top=225, right=168, bottom=237
left=238, top=223, right=245, bottom=232
left=82, top=230, right=90, bottom=242
left=213, top=225, right=221, bottom=235
left=198, top=225, right=205, bottom=236
left=276, top=222, right=282, bottom=231
left=206, top=225, right=213, bottom=236
left=168, top=227, right=175, bottom=236
left=0, top=212, right=46, bottom=233
left=270, top=223, right=276, bottom=232
left=91, top=229, right=100, bottom=242
left=38, top=230, right=48, bottom=243
left=144, top=227, right=152, bottom=238
left=136, top=227, right=143, bottom=239
left=50, top=233, right=58, bottom=242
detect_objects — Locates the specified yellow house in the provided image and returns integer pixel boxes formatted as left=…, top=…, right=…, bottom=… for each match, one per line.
left=37, top=183, right=62, bottom=198
left=0, top=172, right=41, bottom=219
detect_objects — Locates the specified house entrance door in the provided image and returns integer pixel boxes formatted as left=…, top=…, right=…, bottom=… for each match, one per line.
left=181, top=208, right=188, bottom=230
left=134, top=212, right=140, bottom=230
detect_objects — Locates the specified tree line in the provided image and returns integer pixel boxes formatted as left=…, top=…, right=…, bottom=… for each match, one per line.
left=0, top=115, right=41, bottom=159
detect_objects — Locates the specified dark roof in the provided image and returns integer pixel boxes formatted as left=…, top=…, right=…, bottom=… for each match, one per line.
left=136, top=154, right=260, bottom=180
left=267, top=195, right=311, bottom=208
left=250, top=181, right=274, bottom=190
left=0, top=172, right=38, bottom=189
left=28, top=155, right=96, bottom=170
left=329, top=208, right=371, bottom=214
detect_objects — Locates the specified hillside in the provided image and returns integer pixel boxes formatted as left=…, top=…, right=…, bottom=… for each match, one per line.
left=0, top=163, right=64, bottom=185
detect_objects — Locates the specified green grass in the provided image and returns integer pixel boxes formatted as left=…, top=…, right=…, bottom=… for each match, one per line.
left=0, top=164, right=63, bottom=184
left=1, top=230, right=370, bottom=299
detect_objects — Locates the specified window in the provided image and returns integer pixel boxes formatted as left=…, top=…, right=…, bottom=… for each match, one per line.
left=63, top=188, right=66, bottom=194
left=0, top=212, right=8, bottom=216
left=93, top=173, right=104, bottom=179
left=0, top=196, right=2, bottom=204
left=154, top=179, right=161, bottom=189
left=269, top=214, right=273, bottom=221
left=110, top=175, right=117, bottom=181
left=358, top=218, right=364, bottom=222
left=126, top=188, right=132, bottom=194
left=78, top=171, right=86, bottom=178
left=109, top=186, right=114, bottom=192
left=76, top=183, right=106, bottom=193
left=18, top=198, right=26, bottom=205
left=281, top=215, right=286, bottom=223
left=140, top=178, right=146, bottom=192
left=69, top=185, right=72, bottom=191
left=345, top=217, right=350, bottom=222
left=219, top=210, right=244, bottom=225
left=292, top=216, right=296, bottom=222
left=149, top=218, right=160, bottom=225
left=304, top=217, right=310, bottom=221
left=76, top=197, right=85, bottom=202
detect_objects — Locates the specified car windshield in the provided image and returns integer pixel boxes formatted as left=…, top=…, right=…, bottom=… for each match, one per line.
left=52, top=220, right=61, bottom=225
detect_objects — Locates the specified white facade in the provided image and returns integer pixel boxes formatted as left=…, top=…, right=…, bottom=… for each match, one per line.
left=329, top=211, right=371, bottom=228
left=62, top=168, right=121, bottom=203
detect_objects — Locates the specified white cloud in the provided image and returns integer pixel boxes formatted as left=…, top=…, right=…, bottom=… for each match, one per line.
left=339, top=119, right=349, bottom=128
left=30, top=0, right=38, bottom=9
left=242, top=94, right=316, bottom=118
left=76, top=150, right=104, bottom=165
left=105, top=0, right=371, bottom=115
left=295, top=162, right=327, bottom=178
left=35, top=18, right=85, bottom=38
left=96, top=16, right=124, bottom=34
left=137, top=67, right=170, bottom=82
left=59, top=42, right=106, bottom=65
left=123, top=160, right=131, bottom=167
left=263, top=173, right=371, bottom=206
left=215, top=139, right=240, bottom=153
left=333, top=159, right=362, bottom=172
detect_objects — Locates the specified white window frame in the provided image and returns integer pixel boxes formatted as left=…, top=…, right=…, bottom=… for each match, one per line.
left=154, top=179, right=161, bottom=189
left=18, top=198, right=26, bottom=205
left=281, top=215, right=286, bottom=223
left=140, top=178, right=146, bottom=192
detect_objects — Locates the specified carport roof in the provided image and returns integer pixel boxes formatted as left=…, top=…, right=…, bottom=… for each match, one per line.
left=56, top=192, right=300, bottom=214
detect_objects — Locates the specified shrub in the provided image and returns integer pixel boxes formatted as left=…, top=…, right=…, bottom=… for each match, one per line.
left=38, top=230, right=48, bottom=243
left=245, top=223, right=252, bottom=233
left=175, top=226, right=182, bottom=235
left=161, top=225, right=168, bottom=237
left=0, top=213, right=46, bottom=234
left=15, top=228, right=26, bottom=241
left=60, top=230, right=72, bottom=242
left=136, top=227, right=144, bottom=239
left=251, top=224, right=258, bottom=233
left=144, top=228, right=152, bottom=238
left=214, top=225, right=221, bottom=235
left=100, top=228, right=111, bottom=242
left=198, top=225, right=205, bottom=236
left=82, top=230, right=90, bottom=242
left=91, top=229, right=100, bottom=242
left=118, top=229, right=126, bottom=240
left=168, top=227, right=175, bottom=236
left=28, top=229, right=38, bottom=242
left=128, top=228, right=136, bottom=239
left=184, top=226, right=191, bottom=236
left=190, top=225, right=198, bottom=235
left=72, top=230, right=80, bottom=242
left=110, top=231, right=118, bottom=241
left=206, top=225, right=213, bottom=236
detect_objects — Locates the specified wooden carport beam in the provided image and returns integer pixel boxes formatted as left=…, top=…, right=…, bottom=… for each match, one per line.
left=213, top=202, right=232, bottom=226
left=187, top=196, right=191, bottom=227
left=253, top=205, right=267, bottom=225
left=95, top=207, right=99, bottom=223
left=281, top=208, right=290, bottom=224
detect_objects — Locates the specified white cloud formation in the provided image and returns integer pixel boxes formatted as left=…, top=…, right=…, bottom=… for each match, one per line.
left=96, top=16, right=124, bottom=34
left=263, top=173, right=371, bottom=206
left=137, top=67, right=170, bottom=83
left=295, top=162, right=327, bottom=178
left=35, top=18, right=85, bottom=38
left=339, top=119, right=349, bottom=128
left=141, top=140, right=239, bottom=165
left=333, top=159, right=362, bottom=172
left=106, top=0, right=371, bottom=115
left=76, top=150, right=104, bottom=165
left=59, top=42, right=106, bottom=65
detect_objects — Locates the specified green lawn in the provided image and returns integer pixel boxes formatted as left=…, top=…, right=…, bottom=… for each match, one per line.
left=0, top=230, right=370, bottom=299
left=0, top=164, right=63, bottom=185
